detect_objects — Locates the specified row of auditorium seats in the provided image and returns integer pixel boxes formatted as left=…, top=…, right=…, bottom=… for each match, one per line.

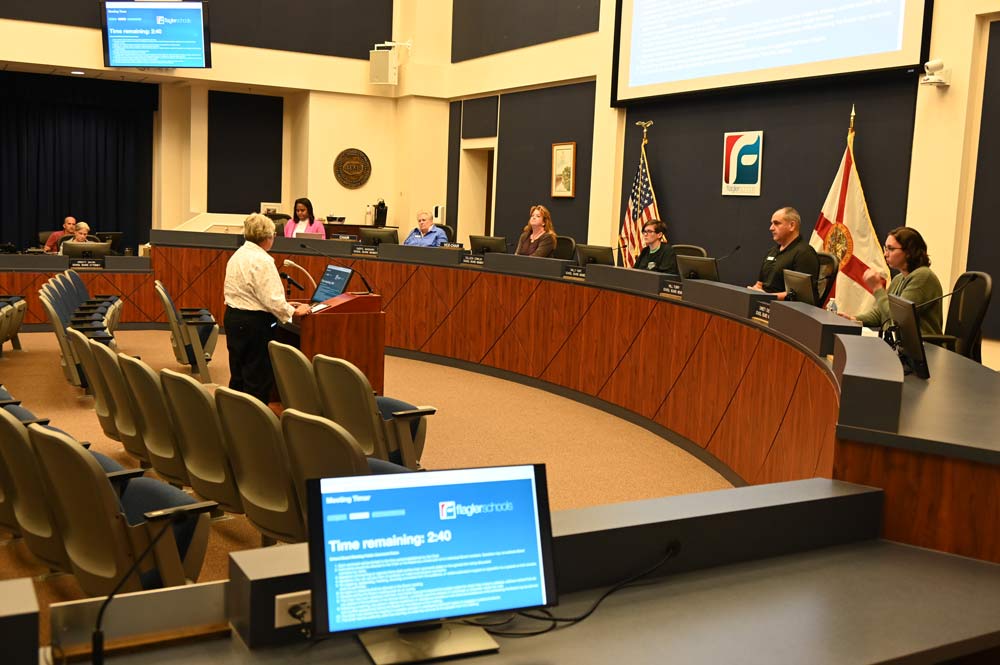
left=0, top=296, right=26, bottom=356
left=0, top=384, right=212, bottom=597
left=153, top=280, right=219, bottom=384
left=269, top=340, right=434, bottom=470
left=67, top=337, right=398, bottom=546
left=38, top=269, right=120, bottom=387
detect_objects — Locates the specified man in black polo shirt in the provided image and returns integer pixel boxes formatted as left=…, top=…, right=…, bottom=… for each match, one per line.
left=749, top=206, right=819, bottom=301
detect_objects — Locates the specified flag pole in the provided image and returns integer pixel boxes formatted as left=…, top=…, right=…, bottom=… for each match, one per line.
left=636, top=120, right=653, bottom=146
left=849, top=104, right=856, bottom=133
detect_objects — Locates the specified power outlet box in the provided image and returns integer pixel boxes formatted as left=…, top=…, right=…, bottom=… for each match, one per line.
left=273, top=590, right=311, bottom=629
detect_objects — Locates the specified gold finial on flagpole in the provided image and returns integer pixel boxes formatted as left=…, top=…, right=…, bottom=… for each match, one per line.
left=849, top=105, right=856, bottom=132
left=636, top=120, right=653, bottom=146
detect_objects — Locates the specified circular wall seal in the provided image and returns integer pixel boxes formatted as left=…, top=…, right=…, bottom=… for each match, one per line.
left=333, top=149, right=372, bottom=189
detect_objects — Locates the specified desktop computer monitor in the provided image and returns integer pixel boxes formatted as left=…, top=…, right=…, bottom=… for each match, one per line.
left=782, top=269, right=817, bottom=306
left=94, top=231, right=124, bottom=253
left=62, top=240, right=112, bottom=260
left=310, top=265, right=354, bottom=303
left=359, top=227, right=399, bottom=246
left=887, top=293, right=930, bottom=379
left=469, top=236, right=507, bottom=255
left=307, top=464, right=556, bottom=663
left=575, top=244, right=615, bottom=267
left=676, top=255, right=720, bottom=282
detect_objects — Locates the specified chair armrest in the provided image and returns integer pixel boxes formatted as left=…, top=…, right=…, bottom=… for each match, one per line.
left=923, top=334, right=957, bottom=350
left=180, top=307, right=210, bottom=314
left=390, top=407, right=437, bottom=419
left=0, top=399, right=21, bottom=406
left=19, top=417, right=51, bottom=426
left=106, top=468, right=145, bottom=483
left=144, top=500, right=218, bottom=522
left=80, top=441, right=91, bottom=449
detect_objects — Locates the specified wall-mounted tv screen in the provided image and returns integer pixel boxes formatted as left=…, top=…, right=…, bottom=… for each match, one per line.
left=101, top=1, right=212, bottom=69
left=614, top=0, right=929, bottom=103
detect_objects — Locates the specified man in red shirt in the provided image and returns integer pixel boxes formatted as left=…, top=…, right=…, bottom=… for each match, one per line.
left=44, top=216, right=76, bottom=252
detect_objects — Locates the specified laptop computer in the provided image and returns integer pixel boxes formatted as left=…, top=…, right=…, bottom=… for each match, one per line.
left=309, top=264, right=354, bottom=312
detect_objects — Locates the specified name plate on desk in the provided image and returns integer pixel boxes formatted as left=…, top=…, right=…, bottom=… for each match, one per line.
left=660, top=278, right=683, bottom=298
left=753, top=301, right=770, bottom=322
left=330, top=233, right=358, bottom=241
left=442, top=242, right=464, bottom=249
left=68, top=258, right=104, bottom=270
left=352, top=244, right=378, bottom=256
left=563, top=265, right=587, bottom=280
left=682, top=279, right=777, bottom=320
left=462, top=254, right=485, bottom=266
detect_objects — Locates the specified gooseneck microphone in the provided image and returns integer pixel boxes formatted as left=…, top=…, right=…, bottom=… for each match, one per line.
left=916, top=273, right=978, bottom=312
left=717, top=244, right=741, bottom=262
left=282, top=259, right=318, bottom=291
left=279, top=272, right=305, bottom=292
left=92, top=500, right=217, bottom=665
left=298, top=242, right=377, bottom=295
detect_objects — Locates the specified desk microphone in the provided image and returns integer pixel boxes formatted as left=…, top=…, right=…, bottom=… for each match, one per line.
left=717, top=244, right=741, bottom=262
left=298, top=242, right=377, bottom=294
left=279, top=272, right=305, bottom=292
left=915, top=273, right=978, bottom=312
left=91, top=500, right=217, bottom=665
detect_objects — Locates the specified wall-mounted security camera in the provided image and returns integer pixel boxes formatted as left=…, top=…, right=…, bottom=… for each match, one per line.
left=920, top=59, right=951, bottom=87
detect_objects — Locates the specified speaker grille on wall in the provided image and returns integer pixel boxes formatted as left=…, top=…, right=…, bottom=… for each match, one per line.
left=369, top=49, right=398, bottom=85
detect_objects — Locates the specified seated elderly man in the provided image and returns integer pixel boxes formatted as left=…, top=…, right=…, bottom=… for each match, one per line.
left=44, top=216, right=76, bottom=252
left=402, top=211, right=448, bottom=247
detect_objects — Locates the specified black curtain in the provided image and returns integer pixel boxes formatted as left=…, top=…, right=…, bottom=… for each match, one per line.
left=0, top=72, right=157, bottom=251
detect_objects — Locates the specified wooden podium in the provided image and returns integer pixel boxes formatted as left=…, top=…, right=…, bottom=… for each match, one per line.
left=295, top=292, right=385, bottom=394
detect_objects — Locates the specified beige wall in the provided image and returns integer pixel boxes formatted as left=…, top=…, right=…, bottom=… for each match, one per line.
left=0, top=1, right=996, bottom=282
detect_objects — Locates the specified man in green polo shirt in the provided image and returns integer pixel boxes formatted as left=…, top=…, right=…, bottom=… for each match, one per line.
left=749, top=206, right=819, bottom=301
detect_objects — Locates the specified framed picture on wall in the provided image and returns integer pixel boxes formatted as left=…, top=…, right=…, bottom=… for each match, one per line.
left=259, top=201, right=282, bottom=216
left=551, top=142, right=576, bottom=198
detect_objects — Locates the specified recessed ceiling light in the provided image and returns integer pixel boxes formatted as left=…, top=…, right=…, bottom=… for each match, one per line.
left=70, top=70, right=86, bottom=76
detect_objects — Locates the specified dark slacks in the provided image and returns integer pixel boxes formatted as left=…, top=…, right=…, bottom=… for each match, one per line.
left=224, top=306, right=278, bottom=404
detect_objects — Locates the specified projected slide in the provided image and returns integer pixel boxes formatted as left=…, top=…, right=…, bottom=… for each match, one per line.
left=316, top=467, right=548, bottom=632
left=104, top=2, right=207, bottom=68
left=617, top=0, right=926, bottom=101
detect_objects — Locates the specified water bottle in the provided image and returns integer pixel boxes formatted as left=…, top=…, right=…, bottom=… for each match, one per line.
left=826, top=299, right=838, bottom=314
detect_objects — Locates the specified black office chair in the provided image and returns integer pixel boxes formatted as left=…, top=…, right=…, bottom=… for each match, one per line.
left=672, top=244, right=707, bottom=258
left=923, top=271, right=992, bottom=362
left=816, top=252, right=839, bottom=306
left=435, top=224, right=456, bottom=243
left=553, top=235, right=576, bottom=260
left=38, top=231, right=54, bottom=247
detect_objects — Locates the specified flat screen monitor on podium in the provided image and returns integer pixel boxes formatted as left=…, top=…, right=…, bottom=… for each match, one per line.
left=783, top=269, right=817, bottom=306
left=888, top=293, right=930, bottom=379
left=359, top=227, right=399, bottom=246
left=677, top=255, right=720, bottom=282
left=469, top=236, right=507, bottom=255
left=310, top=265, right=354, bottom=303
left=307, top=464, right=556, bottom=664
left=94, top=231, right=123, bottom=253
left=576, top=244, right=615, bottom=266
left=62, top=241, right=112, bottom=260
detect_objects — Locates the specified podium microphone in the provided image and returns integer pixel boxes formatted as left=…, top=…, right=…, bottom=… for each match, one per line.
left=279, top=272, right=305, bottom=292
left=916, top=273, right=978, bottom=312
left=298, top=243, right=377, bottom=295
left=92, top=500, right=217, bottom=665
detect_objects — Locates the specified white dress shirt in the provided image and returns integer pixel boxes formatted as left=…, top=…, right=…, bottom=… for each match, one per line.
left=223, top=241, right=296, bottom=323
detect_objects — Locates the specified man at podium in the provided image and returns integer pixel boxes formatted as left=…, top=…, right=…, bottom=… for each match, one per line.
left=224, top=213, right=312, bottom=403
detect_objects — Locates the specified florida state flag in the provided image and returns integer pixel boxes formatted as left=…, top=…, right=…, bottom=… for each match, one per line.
left=810, top=121, right=889, bottom=315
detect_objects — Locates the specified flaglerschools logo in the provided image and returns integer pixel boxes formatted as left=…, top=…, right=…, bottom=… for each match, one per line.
left=722, top=131, right=763, bottom=197
left=439, top=500, right=513, bottom=519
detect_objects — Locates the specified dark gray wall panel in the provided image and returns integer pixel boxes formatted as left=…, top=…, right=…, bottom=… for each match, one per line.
left=462, top=96, right=499, bottom=139
left=967, top=21, right=1000, bottom=339
left=207, top=91, right=282, bottom=214
left=1, top=0, right=392, bottom=60
left=621, top=72, right=917, bottom=289
left=495, top=82, right=595, bottom=244
left=452, top=0, right=600, bottom=63
left=446, top=101, right=461, bottom=232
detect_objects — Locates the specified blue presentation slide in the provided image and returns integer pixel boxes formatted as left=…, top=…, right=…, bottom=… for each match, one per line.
left=630, top=0, right=906, bottom=86
left=317, top=468, right=548, bottom=632
left=104, top=2, right=207, bottom=68
left=311, top=265, right=352, bottom=303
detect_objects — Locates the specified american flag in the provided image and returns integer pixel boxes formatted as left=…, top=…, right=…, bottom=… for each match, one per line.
left=619, top=143, right=660, bottom=268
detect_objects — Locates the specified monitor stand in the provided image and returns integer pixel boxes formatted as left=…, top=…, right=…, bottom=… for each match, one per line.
left=358, top=623, right=499, bottom=665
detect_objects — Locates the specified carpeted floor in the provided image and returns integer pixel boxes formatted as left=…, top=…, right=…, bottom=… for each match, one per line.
left=0, top=329, right=731, bottom=644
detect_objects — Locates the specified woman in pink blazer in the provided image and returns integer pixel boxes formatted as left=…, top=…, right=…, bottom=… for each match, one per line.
left=283, top=197, right=325, bottom=237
